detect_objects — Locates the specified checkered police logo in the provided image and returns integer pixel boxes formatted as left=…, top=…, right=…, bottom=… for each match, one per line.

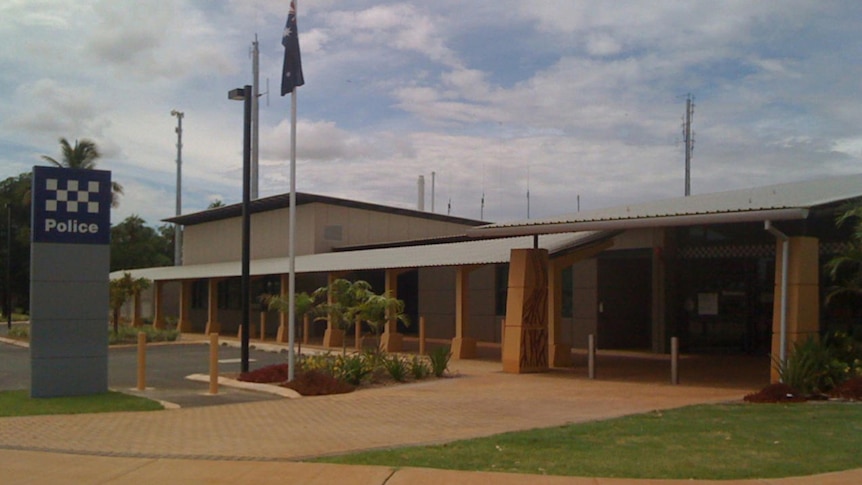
left=44, top=178, right=102, bottom=215
left=32, top=166, right=111, bottom=245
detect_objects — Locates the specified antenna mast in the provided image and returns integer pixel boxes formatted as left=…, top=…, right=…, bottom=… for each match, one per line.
left=683, top=94, right=695, bottom=196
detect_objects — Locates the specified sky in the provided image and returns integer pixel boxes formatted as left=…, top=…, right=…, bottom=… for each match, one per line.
left=1, top=0, right=861, bottom=226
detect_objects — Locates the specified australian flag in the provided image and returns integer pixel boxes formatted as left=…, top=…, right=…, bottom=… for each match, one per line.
left=281, top=1, right=305, bottom=96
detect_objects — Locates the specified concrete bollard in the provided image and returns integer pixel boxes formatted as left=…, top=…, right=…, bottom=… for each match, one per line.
left=136, top=332, right=147, bottom=391
left=419, top=316, right=426, bottom=355
left=671, top=336, right=679, bottom=385
left=209, top=332, right=219, bottom=395
left=588, top=334, right=596, bottom=380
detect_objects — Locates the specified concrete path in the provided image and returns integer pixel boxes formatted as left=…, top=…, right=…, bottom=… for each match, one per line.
left=2, top=348, right=860, bottom=483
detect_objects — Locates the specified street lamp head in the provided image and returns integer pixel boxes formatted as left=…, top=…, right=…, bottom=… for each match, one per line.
left=170, top=109, right=183, bottom=118
left=228, top=88, right=246, bottom=101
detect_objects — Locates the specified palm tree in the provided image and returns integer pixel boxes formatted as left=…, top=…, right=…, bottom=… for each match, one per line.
left=357, top=291, right=410, bottom=350
left=41, top=137, right=124, bottom=207
left=825, top=204, right=862, bottom=306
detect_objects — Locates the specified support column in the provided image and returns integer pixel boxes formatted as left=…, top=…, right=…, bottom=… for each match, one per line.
left=276, top=274, right=289, bottom=343
left=451, top=265, right=479, bottom=359
left=380, top=269, right=407, bottom=352
left=205, top=279, right=221, bottom=335
left=153, top=280, right=165, bottom=329
left=503, top=248, right=549, bottom=373
left=178, top=280, right=192, bottom=333
left=322, top=273, right=345, bottom=348
left=771, top=236, right=820, bottom=383
left=132, top=290, right=144, bottom=327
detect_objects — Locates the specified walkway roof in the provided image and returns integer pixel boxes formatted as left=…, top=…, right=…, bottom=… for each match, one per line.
left=468, top=173, right=862, bottom=237
left=113, top=231, right=612, bottom=282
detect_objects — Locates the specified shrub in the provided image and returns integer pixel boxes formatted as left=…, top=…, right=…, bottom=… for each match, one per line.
left=383, top=354, right=408, bottom=382
left=7, top=325, right=29, bottom=340
left=108, top=325, right=180, bottom=345
left=300, top=352, right=337, bottom=375
left=410, top=355, right=430, bottom=379
left=429, top=346, right=452, bottom=377
left=334, top=353, right=373, bottom=385
left=775, top=336, right=851, bottom=395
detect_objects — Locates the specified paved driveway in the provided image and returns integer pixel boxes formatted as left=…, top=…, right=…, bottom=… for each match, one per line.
left=0, top=339, right=291, bottom=407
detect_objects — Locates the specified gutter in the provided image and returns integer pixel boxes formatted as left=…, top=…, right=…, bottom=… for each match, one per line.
left=765, top=220, right=790, bottom=376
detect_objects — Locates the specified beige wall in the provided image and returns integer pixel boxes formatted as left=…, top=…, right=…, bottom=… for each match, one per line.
left=418, top=266, right=456, bottom=340
left=571, top=258, right=598, bottom=349
left=182, top=203, right=474, bottom=265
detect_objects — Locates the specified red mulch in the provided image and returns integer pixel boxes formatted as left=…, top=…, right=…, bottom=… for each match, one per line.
left=238, top=363, right=290, bottom=383
left=281, top=370, right=355, bottom=396
left=830, top=376, right=862, bottom=401
left=238, top=364, right=355, bottom=396
left=743, top=383, right=807, bottom=403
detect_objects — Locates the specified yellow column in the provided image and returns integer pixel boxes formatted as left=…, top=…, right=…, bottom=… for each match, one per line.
left=322, top=273, right=345, bottom=348
left=153, top=280, right=165, bottom=329
left=178, top=280, right=192, bottom=333
left=380, top=269, right=406, bottom=352
left=503, top=248, right=549, bottom=373
left=771, top=237, right=820, bottom=383
left=205, top=279, right=221, bottom=335
left=451, top=265, right=479, bottom=359
left=132, top=290, right=144, bottom=327
left=276, top=274, right=289, bottom=343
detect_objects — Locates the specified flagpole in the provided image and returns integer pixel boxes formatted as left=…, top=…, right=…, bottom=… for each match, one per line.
left=287, top=1, right=299, bottom=383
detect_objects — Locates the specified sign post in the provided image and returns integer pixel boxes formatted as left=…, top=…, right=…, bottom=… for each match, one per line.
left=30, top=166, right=111, bottom=398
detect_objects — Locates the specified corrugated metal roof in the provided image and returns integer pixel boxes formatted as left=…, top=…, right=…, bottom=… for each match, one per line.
left=164, top=192, right=487, bottom=227
left=470, top=173, right=862, bottom=234
left=112, top=231, right=611, bottom=282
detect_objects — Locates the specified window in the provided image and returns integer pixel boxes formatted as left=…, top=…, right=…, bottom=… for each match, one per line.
left=191, top=280, right=207, bottom=309
left=217, top=279, right=241, bottom=310
left=495, top=264, right=509, bottom=316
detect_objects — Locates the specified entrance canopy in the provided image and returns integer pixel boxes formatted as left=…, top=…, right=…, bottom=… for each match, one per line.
left=113, top=231, right=614, bottom=282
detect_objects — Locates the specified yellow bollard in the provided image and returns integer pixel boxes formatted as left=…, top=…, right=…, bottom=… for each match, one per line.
left=209, top=332, right=219, bottom=395
left=136, top=332, right=146, bottom=391
left=419, top=316, right=426, bottom=355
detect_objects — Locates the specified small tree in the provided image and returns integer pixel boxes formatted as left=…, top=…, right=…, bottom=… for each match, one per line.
left=109, top=273, right=151, bottom=335
left=312, top=279, right=372, bottom=354
left=357, top=291, right=410, bottom=349
left=262, top=291, right=317, bottom=352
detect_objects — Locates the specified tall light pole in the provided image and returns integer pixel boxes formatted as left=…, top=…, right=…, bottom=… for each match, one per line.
left=5, top=203, right=10, bottom=330
left=228, top=86, right=252, bottom=373
left=170, top=110, right=184, bottom=265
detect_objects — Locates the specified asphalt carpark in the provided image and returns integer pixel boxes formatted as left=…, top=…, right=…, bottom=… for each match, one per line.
left=0, top=337, right=294, bottom=408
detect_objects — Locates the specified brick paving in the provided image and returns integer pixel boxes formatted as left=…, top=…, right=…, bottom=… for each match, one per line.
left=0, top=358, right=754, bottom=460
left=2, top=351, right=862, bottom=484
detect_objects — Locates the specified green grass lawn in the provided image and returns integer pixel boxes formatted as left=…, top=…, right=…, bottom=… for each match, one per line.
left=0, top=390, right=164, bottom=417
left=315, top=402, right=862, bottom=480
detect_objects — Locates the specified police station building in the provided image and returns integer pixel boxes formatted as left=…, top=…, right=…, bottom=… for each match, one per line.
left=116, top=174, right=862, bottom=379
